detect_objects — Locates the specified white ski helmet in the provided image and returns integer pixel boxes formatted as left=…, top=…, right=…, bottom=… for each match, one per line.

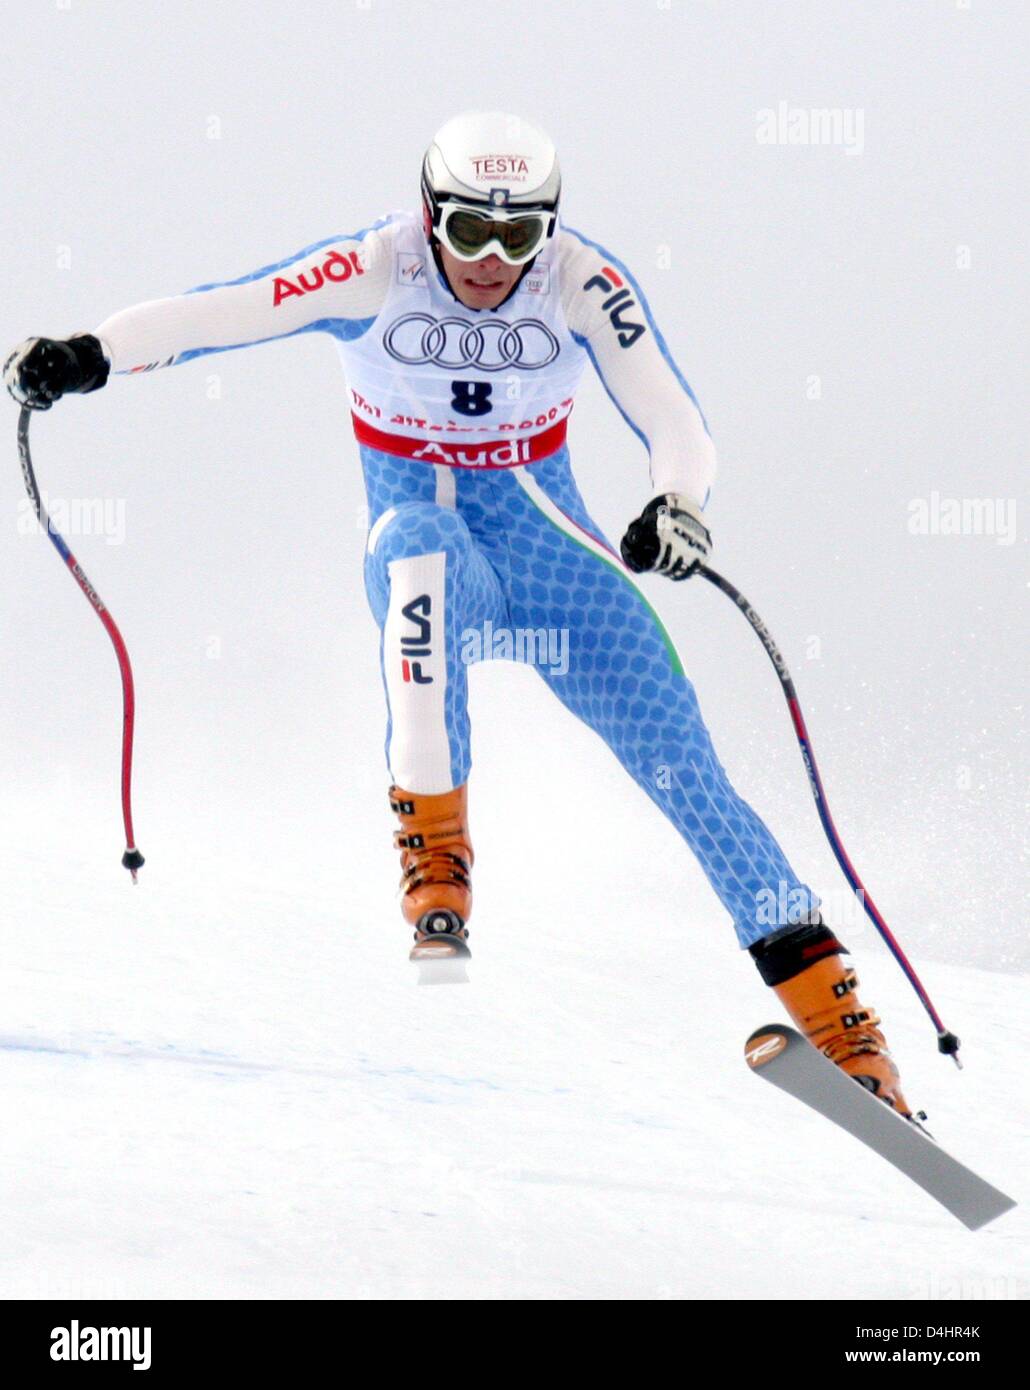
left=421, top=110, right=561, bottom=265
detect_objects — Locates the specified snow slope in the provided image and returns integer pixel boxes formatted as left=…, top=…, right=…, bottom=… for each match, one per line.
left=1, top=830, right=1025, bottom=1301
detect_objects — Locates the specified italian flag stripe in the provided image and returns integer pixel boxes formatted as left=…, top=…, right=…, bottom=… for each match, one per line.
left=512, top=468, right=685, bottom=678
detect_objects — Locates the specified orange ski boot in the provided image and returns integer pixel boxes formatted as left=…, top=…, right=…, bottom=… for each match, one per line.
left=749, top=919, right=912, bottom=1117
left=389, top=783, right=473, bottom=960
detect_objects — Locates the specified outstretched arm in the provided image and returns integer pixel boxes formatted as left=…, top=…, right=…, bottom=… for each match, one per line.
left=95, top=220, right=395, bottom=373
left=559, top=226, right=716, bottom=510
left=5, top=217, right=397, bottom=408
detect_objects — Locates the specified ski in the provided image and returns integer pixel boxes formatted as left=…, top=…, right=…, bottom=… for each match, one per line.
left=415, top=956, right=470, bottom=986
left=745, top=1024, right=1016, bottom=1231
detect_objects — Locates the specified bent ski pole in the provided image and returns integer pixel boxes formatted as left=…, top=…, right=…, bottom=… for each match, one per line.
left=697, top=563, right=960, bottom=1065
left=16, top=407, right=144, bottom=880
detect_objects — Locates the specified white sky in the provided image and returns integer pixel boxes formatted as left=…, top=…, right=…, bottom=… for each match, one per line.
left=2, top=0, right=1026, bottom=967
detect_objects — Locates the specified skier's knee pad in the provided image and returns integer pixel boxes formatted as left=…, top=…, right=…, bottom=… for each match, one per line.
left=371, top=501, right=475, bottom=570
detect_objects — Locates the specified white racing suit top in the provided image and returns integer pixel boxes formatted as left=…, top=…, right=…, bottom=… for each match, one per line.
left=92, top=211, right=717, bottom=506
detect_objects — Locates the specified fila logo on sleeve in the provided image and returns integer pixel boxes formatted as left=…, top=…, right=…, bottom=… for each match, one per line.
left=583, top=265, right=646, bottom=348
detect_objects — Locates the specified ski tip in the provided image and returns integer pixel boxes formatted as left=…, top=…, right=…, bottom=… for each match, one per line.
left=744, top=1025, right=792, bottom=1071
left=963, top=1194, right=1018, bottom=1232
left=414, top=957, right=471, bottom=987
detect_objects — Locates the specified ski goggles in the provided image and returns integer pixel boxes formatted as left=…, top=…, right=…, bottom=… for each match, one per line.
left=435, top=203, right=550, bottom=266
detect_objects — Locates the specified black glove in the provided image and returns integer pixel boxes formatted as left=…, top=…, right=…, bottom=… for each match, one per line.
left=620, top=492, right=712, bottom=580
left=3, top=334, right=110, bottom=410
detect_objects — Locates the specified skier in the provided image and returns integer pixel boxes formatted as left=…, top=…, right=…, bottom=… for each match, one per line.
left=5, top=111, right=913, bottom=1115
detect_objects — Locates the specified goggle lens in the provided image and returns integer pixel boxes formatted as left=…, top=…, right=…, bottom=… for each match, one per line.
left=443, top=208, right=547, bottom=263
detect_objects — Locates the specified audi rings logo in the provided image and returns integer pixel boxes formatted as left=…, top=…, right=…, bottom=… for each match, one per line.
left=382, top=314, right=560, bottom=372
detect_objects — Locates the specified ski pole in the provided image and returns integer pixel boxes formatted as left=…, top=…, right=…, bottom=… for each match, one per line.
left=16, top=407, right=144, bottom=880
left=697, top=563, right=960, bottom=1065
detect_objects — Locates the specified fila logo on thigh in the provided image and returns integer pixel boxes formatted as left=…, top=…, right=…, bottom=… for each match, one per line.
left=401, top=593, right=433, bottom=684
